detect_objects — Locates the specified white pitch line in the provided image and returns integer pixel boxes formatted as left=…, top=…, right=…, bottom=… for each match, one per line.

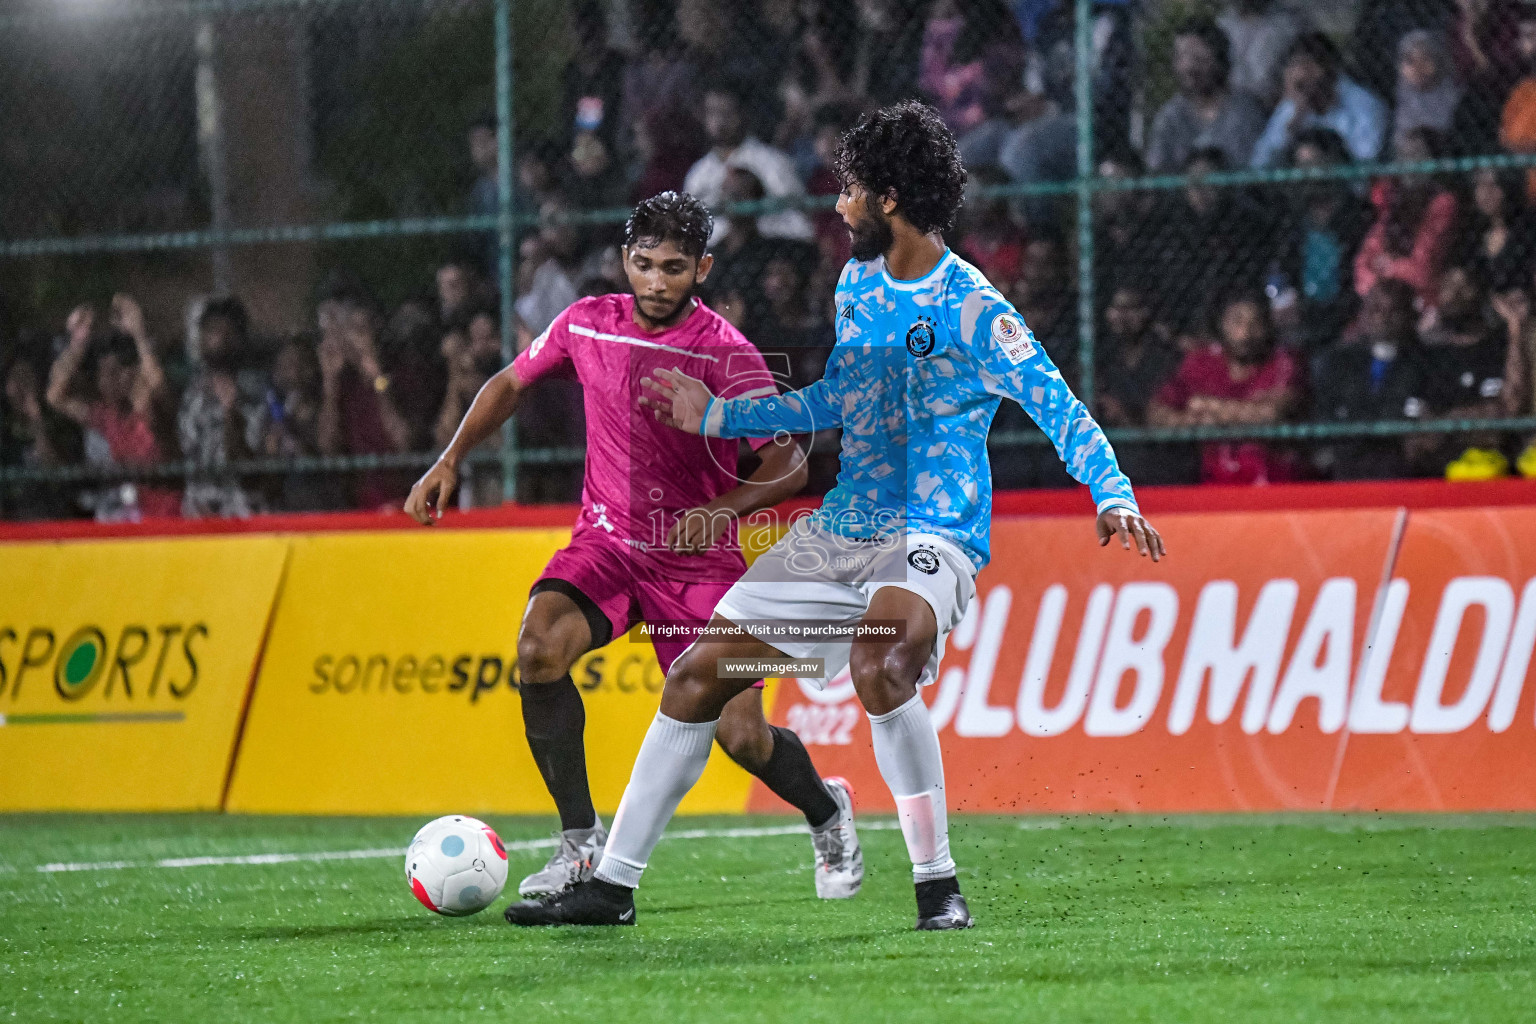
left=26, top=819, right=902, bottom=875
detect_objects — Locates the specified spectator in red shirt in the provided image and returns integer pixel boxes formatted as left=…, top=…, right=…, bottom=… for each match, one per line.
left=1354, top=127, right=1459, bottom=306
left=45, top=295, right=180, bottom=519
left=1149, top=290, right=1304, bottom=484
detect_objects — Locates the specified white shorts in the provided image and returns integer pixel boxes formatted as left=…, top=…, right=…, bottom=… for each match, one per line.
left=713, top=519, right=977, bottom=690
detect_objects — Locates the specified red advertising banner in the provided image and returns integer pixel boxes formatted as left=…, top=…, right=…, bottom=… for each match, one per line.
left=756, top=506, right=1536, bottom=813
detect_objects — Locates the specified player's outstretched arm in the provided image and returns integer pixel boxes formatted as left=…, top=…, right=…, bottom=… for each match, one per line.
left=639, top=367, right=712, bottom=433
left=642, top=366, right=844, bottom=438
left=666, top=436, right=808, bottom=554
left=404, top=365, right=523, bottom=525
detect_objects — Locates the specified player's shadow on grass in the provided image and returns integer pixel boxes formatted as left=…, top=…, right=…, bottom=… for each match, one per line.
left=234, top=917, right=443, bottom=941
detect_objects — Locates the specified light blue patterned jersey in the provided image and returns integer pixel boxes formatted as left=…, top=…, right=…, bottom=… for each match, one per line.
left=701, top=250, right=1138, bottom=571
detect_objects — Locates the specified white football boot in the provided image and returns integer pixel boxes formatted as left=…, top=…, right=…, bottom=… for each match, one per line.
left=517, top=821, right=607, bottom=899
left=812, top=777, right=864, bottom=899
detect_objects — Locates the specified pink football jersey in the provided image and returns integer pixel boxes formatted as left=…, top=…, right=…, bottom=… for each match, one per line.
left=512, top=294, right=779, bottom=580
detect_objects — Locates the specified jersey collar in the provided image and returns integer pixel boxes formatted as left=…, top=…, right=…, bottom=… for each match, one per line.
left=878, top=248, right=954, bottom=292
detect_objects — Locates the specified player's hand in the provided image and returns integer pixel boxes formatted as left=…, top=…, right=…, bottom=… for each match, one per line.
left=1097, top=507, right=1166, bottom=562
left=65, top=305, right=94, bottom=348
left=405, top=458, right=458, bottom=525
left=639, top=367, right=713, bottom=434
left=667, top=504, right=730, bottom=555
left=109, top=293, right=147, bottom=341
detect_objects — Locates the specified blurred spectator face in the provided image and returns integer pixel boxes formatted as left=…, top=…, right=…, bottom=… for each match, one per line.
left=317, top=297, right=348, bottom=338
left=1174, top=34, right=1222, bottom=98
left=571, top=131, right=611, bottom=178
left=1472, top=169, right=1512, bottom=220
left=856, top=0, right=897, bottom=31
left=518, top=152, right=553, bottom=195
left=723, top=166, right=767, bottom=205
left=763, top=257, right=805, bottom=313
left=1399, top=38, right=1443, bottom=91
left=1218, top=298, right=1272, bottom=364
left=94, top=349, right=135, bottom=406
left=1014, top=239, right=1068, bottom=306
left=539, top=200, right=580, bottom=261
left=1360, top=281, right=1417, bottom=342
left=1436, top=267, right=1485, bottom=328
left=199, top=313, right=243, bottom=369
left=4, top=360, right=39, bottom=418
left=678, top=0, right=729, bottom=52
left=273, top=339, right=319, bottom=395
left=1106, top=288, right=1152, bottom=340
left=468, top=312, right=502, bottom=373
left=469, top=125, right=497, bottom=175
left=1094, top=157, right=1141, bottom=220
left=1397, top=129, right=1434, bottom=164
left=1283, top=54, right=1332, bottom=112
left=1519, top=16, right=1536, bottom=65
left=703, top=91, right=747, bottom=150
left=437, top=264, right=472, bottom=318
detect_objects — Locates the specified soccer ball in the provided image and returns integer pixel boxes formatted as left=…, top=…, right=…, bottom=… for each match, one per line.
left=405, top=815, right=509, bottom=916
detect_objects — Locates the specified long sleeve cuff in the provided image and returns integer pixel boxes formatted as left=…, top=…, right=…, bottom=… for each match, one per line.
left=702, top=396, right=725, bottom=438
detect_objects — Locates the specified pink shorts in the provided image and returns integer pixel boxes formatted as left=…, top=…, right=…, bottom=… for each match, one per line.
left=534, top=523, right=755, bottom=679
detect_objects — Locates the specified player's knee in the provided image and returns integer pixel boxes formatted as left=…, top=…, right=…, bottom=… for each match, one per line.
left=849, top=642, right=924, bottom=716
left=661, top=647, right=733, bottom=718
left=515, top=637, right=572, bottom=686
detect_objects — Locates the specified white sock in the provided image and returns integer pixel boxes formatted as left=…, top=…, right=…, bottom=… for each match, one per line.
left=591, top=712, right=717, bottom=888
left=868, top=692, right=956, bottom=883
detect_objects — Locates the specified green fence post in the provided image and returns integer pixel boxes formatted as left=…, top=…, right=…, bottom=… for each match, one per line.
left=1073, top=0, right=1096, bottom=406
left=495, top=0, right=518, bottom=502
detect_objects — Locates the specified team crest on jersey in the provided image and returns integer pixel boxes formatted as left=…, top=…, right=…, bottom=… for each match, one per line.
left=992, top=312, right=1035, bottom=364
left=906, top=316, right=936, bottom=357
left=907, top=547, right=941, bottom=575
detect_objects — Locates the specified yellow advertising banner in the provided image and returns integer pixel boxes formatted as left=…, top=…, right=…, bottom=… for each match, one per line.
left=225, top=529, right=762, bottom=815
left=0, top=536, right=287, bottom=810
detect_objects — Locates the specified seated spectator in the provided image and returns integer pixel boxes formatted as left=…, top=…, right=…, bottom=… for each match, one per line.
left=1499, top=11, right=1536, bottom=193
left=920, top=0, right=1024, bottom=138
left=433, top=308, right=509, bottom=508
left=3, top=347, right=83, bottom=520
left=1091, top=149, right=1167, bottom=301
left=46, top=296, right=180, bottom=520
left=436, top=260, right=479, bottom=324
left=1007, top=229, right=1078, bottom=375
left=1146, top=17, right=1267, bottom=173
left=1393, top=31, right=1463, bottom=155
left=250, top=336, right=348, bottom=512
left=1156, top=147, right=1278, bottom=343
left=1093, top=283, right=1196, bottom=485
left=1219, top=0, right=1307, bottom=107
left=514, top=197, right=583, bottom=338
left=380, top=297, right=446, bottom=450
left=955, top=166, right=1025, bottom=289
left=1354, top=128, right=1458, bottom=306
left=1277, top=128, right=1374, bottom=349
left=315, top=289, right=414, bottom=510
left=683, top=85, right=813, bottom=245
left=1462, top=168, right=1536, bottom=294
left=1311, top=278, right=1437, bottom=480
left=567, top=129, right=628, bottom=214
left=706, top=167, right=792, bottom=320
left=1149, top=290, right=1303, bottom=484
left=1251, top=32, right=1388, bottom=168
left=630, top=107, right=707, bottom=204
left=179, top=296, right=267, bottom=518
left=1422, top=264, right=1515, bottom=478
left=793, top=0, right=927, bottom=109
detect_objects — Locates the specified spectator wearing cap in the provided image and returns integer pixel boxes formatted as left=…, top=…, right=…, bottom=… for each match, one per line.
left=1354, top=127, right=1459, bottom=307
left=1310, top=277, right=1437, bottom=480
left=178, top=295, right=267, bottom=518
left=1219, top=0, right=1307, bottom=107
left=1252, top=32, right=1388, bottom=168
left=1149, top=290, right=1303, bottom=485
left=683, top=86, right=814, bottom=246
left=46, top=295, right=180, bottom=519
left=1146, top=17, right=1268, bottom=173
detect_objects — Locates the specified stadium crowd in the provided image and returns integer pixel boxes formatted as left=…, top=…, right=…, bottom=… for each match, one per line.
left=10, top=0, right=1536, bottom=520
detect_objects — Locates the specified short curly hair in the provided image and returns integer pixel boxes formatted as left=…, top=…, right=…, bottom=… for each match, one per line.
left=624, top=191, right=713, bottom=259
left=834, top=101, right=967, bottom=236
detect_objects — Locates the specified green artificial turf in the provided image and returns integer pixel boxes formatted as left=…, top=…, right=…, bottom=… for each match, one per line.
left=1, top=813, right=1533, bottom=1022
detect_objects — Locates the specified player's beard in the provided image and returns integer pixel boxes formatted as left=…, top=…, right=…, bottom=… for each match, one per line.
left=634, top=286, right=695, bottom=330
left=848, top=202, right=894, bottom=263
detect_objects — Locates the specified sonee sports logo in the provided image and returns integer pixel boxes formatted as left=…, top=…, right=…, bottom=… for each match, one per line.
left=907, top=548, right=941, bottom=575
left=905, top=316, right=936, bottom=357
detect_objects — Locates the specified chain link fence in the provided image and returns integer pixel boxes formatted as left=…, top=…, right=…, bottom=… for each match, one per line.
left=6, top=0, right=1536, bottom=521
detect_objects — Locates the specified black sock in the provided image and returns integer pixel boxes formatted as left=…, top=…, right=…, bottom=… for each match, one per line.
left=915, top=875, right=961, bottom=918
left=754, top=725, right=839, bottom=829
left=520, top=674, right=597, bottom=832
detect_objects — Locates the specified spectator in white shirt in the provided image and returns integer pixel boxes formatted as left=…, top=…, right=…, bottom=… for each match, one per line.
left=682, top=86, right=814, bottom=245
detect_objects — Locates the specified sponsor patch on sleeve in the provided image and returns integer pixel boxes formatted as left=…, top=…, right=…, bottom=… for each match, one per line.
left=991, top=312, right=1035, bottom=364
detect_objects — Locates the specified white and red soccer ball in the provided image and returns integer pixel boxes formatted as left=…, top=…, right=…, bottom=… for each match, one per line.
left=405, top=815, right=509, bottom=916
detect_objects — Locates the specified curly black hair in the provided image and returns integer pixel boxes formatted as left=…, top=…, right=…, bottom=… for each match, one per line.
left=833, top=101, right=967, bottom=236
left=624, top=191, right=713, bottom=259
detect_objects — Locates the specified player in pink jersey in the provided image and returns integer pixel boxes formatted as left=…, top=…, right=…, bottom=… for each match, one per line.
left=405, top=193, right=862, bottom=902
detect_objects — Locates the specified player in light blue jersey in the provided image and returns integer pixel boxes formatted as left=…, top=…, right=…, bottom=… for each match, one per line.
left=506, top=101, right=1165, bottom=933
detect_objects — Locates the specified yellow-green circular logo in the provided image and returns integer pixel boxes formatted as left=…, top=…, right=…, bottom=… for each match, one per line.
left=54, top=627, right=107, bottom=700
